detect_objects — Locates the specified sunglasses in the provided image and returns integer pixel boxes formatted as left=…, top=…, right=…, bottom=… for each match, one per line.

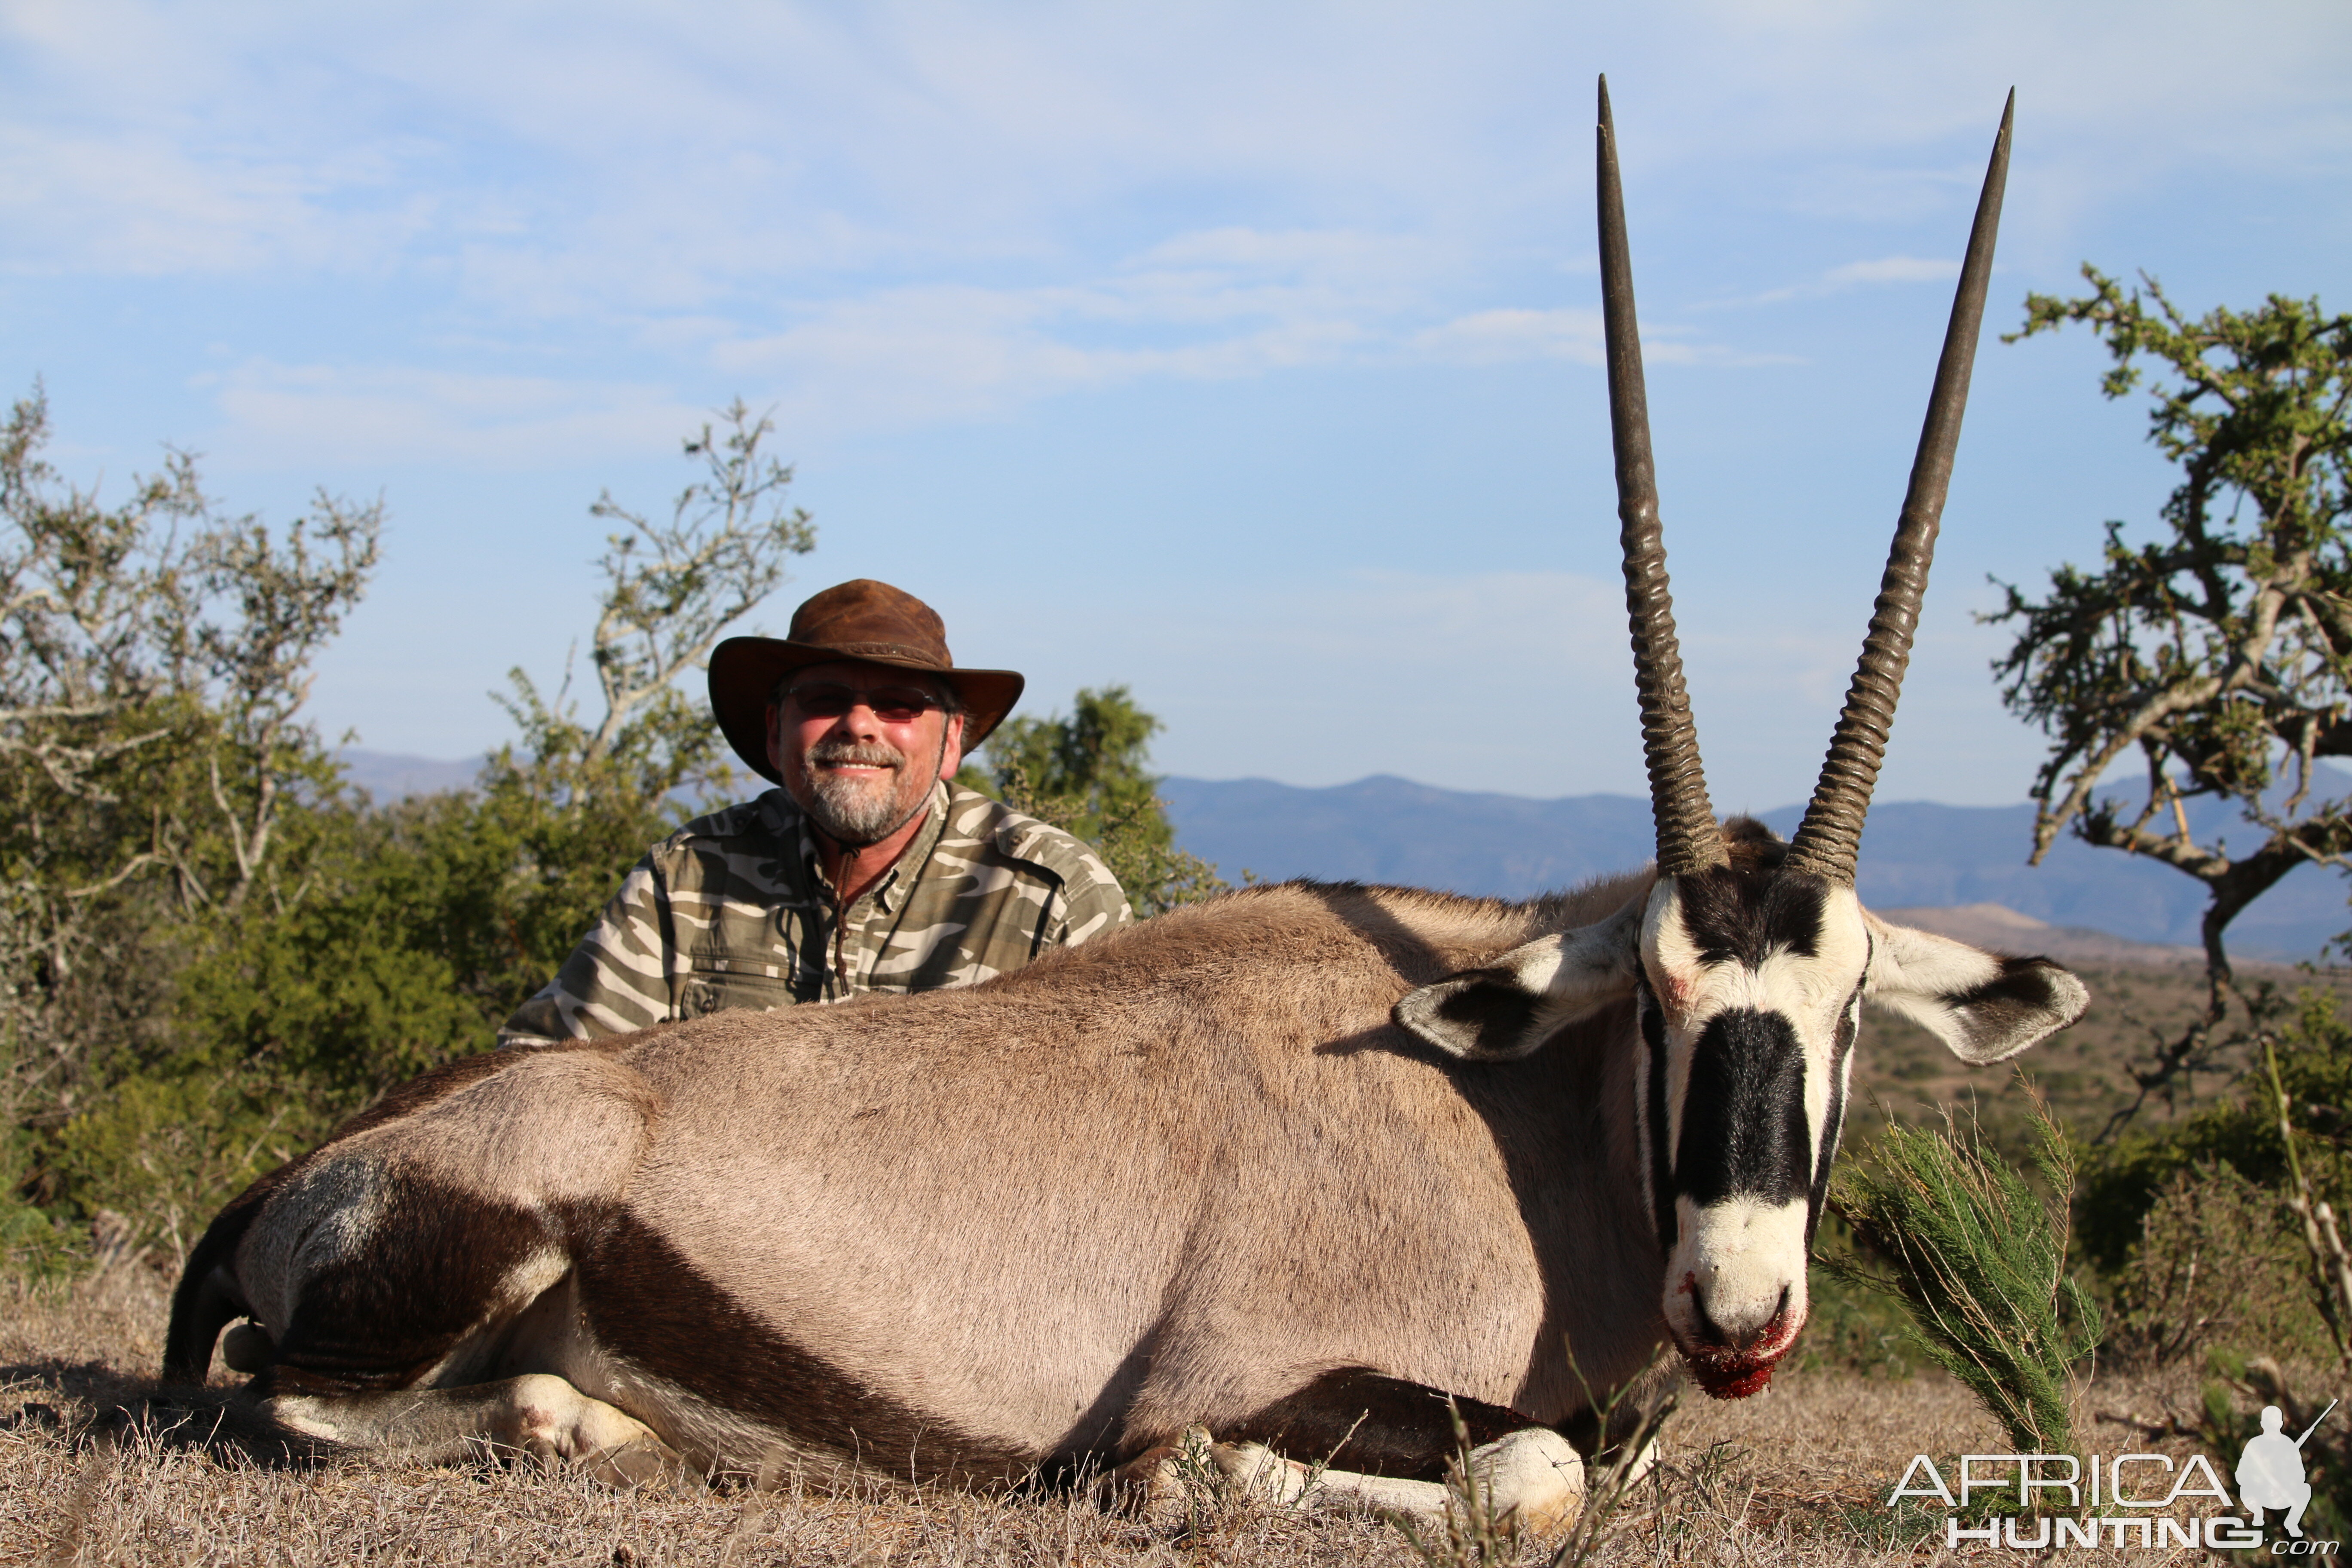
left=785, top=683, right=944, bottom=724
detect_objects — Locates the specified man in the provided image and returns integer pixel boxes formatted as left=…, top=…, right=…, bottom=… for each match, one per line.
left=499, top=579, right=1133, bottom=1044
left=2237, top=1403, right=2318, bottom=1538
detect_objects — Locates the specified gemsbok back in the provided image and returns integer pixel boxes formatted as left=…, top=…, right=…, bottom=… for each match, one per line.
left=164, top=81, right=2085, bottom=1532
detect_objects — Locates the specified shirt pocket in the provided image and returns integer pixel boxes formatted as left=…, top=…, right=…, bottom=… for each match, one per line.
left=681, top=953, right=802, bottom=1017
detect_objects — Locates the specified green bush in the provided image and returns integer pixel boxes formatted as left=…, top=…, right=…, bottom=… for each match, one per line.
left=1830, top=1086, right=2100, bottom=1453
left=1798, top=1215, right=1926, bottom=1379
left=962, top=684, right=1227, bottom=915
left=44, top=1061, right=313, bottom=1258
left=2103, top=1161, right=2331, bottom=1370
left=2077, top=991, right=2352, bottom=1274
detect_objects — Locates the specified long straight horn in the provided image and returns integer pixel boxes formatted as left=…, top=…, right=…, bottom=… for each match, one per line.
left=1782, top=91, right=2014, bottom=885
left=1598, top=75, right=1723, bottom=879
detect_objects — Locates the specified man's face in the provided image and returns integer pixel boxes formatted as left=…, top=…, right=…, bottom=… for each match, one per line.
left=767, top=660, right=966, bottom=848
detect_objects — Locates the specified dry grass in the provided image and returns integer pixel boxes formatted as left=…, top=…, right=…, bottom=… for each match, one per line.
left=0, top=1267, right=2254, bottom=1567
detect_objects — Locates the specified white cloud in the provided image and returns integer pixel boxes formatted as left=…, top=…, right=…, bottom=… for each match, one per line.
left=703, top=228, right=1651, bottom=430
left=0, top=122, right=429, bottom=277
left=1711, top=253, right=1966, bottom=309
left=202, top=360, right=701, bottom=468
left=709, top=265, right=1379, bottom=432
left=1824, top=256, right=1960, bottom=286
left=6, top=1, right=2343, bottom=295
left=1413, top=309, right=1605, bottom=367
left=2, top=0, right=2343, bottom=447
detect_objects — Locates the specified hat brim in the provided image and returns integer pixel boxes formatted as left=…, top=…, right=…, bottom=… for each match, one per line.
left=709, top=636, right=1026, bottom=785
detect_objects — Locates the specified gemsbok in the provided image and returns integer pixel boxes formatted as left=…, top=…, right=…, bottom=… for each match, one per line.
left=164, top=81, right=2084, bottom=1532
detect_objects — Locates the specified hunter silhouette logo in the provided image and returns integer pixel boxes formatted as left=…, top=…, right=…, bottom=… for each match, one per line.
left=2240, top=1401, right=2337, bottom=1540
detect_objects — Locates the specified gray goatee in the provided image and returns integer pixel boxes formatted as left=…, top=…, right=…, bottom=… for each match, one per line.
left=800, top=738, right=936, bottom=847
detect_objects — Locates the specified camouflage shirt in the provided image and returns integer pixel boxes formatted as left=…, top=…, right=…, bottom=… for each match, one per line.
left=498, top=782, right=1132, bottom=1044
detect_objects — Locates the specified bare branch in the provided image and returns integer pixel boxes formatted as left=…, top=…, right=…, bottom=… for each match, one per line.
left=579, top=401, right=815, bottom=767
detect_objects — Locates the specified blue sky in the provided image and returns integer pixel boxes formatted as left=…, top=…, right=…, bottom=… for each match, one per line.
left=3, top=0, right=2346, bottom=805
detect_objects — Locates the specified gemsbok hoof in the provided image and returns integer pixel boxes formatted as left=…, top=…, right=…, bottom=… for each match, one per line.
left=1465, top=1427, right=1586, bottom=1536
left=583, top=1436, right=688, bottom=1491
left=1099, top=1425, right=1213, bottom=1520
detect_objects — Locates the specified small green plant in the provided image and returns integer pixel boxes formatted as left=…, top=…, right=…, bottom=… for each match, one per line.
left=1829, top=1076, right=2101, bottom=1455
left=1799, top=1213, right=1926, bottom=1379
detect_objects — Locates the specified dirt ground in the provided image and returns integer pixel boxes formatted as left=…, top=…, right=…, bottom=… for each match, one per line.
left=0, top=1263, right=2260, bottom=1568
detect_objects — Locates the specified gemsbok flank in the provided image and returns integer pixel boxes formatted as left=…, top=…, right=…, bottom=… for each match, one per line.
left=164, top=80, right=2084, bottom=1533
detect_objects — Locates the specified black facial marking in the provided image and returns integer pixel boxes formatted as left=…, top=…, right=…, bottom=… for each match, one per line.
left=1674, top=1009, right=1810, bottom=1207
left=1805, top=977, right=1864, bottom=1249
left=1674, top=868, right=1830, bottom=968
left=1228, top=1369, right=1531, bottom=1480
left=1638, top=981, right=1677, bottom=1254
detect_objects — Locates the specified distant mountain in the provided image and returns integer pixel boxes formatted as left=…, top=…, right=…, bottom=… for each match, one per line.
left=340, top=749, right=486, bottom=800
left=334, top=750, right=2352, bottom=960
left=1158, top=775, right=2352, bottom=960
left=1874, top=903, right=2207, bottom=968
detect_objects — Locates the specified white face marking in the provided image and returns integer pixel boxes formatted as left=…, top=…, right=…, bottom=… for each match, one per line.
left=1668, top=1194, right=1810, bottom=1347
left=1643, top=883, right=1872, bottom=1150
left=1637, top=879, right=1874, bottom=1383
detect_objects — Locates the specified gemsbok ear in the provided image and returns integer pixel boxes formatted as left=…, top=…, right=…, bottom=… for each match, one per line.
left=1394, top=900, right=1645, bottom=1060
left=1862, top=916, right=2091, bottom=1065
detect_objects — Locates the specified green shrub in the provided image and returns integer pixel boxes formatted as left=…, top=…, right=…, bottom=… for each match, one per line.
left=2077, top=991, right=2352, bottom=1277
left=1798, top=1214, right=1925, bottom=1378
left=44, top=1061, right=316, bottom=1257
left=2104, top=1161, right=2331, bottom=1370
left=1830, top=1085, right=2100, bottom=1454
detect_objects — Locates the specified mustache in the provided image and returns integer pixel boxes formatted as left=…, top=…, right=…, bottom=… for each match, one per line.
left=807, top=740, right=906, bottom=770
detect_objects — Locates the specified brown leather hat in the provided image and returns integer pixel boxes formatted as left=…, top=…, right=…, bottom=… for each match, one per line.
left=708, top=579, right=1025, bottom=784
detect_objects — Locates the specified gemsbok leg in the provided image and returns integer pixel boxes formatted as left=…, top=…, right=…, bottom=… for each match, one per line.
left=264, top=1374, right=683, bottom=1487
left=1119, top=1369, right=1585, bottom=1531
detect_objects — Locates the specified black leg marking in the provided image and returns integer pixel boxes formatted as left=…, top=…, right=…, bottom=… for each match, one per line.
left=578, top=1210, right=1030, bottom=1484
left=1226, top=1368, right=1531, bottom=1480
left=266, top=1177, right=559, bottom=1394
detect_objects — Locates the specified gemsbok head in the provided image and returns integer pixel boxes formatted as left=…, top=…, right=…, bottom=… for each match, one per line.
left=1396, top=81, right=2082, bottom=1399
